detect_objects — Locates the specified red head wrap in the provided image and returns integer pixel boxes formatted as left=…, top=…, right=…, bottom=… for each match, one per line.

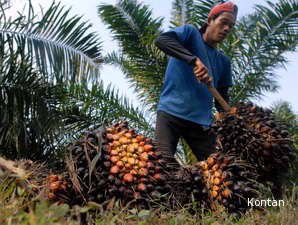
left=208, top=1, right=238, bottom=19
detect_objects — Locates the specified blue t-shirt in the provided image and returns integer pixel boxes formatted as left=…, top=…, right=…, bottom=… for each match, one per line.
left=157, top=24, right=232, bottom=127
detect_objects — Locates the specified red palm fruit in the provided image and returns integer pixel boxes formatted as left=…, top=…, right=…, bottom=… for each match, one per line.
left=222, top=189, right=232, bottom=198
left=145, top=138, right=151, bottom=143
left=137, top=183, right=147, bottom=192
left=211, top=190, right=218, bottom=198
left=110, top=149, right=118, bottom=156
left=147, top=161, right=154, bottom=168
left=136, top=135, right=144, bottom=142
left=110, top=156, right=119, bottom=164
left=116, top=161, right=124, bottom=168
left=213, top=171, right=222, bottom=178
left=144, top=144, right=153, bottom=152
left=112, top=134, right=120, bottom=140
left=132, top=138, right=138, bottom=143
left=199, top=161, right=208, bottom=170
left=113, top=141, right=121, bottom=147
left=140, top=152, right=148, bottom=161
left=207, top=157, right=215, bottom=167
left=153, top=173, right=162, bottom=180
left=130, top=169, right=138, bottom=175
left=123, top=173, right=134, bottom=183
left=212, top=185, right=220, bottom=191
left=119, top=137, right=129, bottom=144
left=106, top=133, right=114, bottom=140
left=139, top=141, right=145, bottom=146
left=139, top=168, right=149, bottom=176
left=125, top=163, right=132, bottom=169
left=125, top=132, right=132, bottom=138
left=213, top=177, right=221, bottom=185
left=48, top=175, right=59, bottom=182
left=49, top=181, right=60, bottom=191
left=211, top=164, right=219, bottom=171
left=137, top=147, right=144, bottom=154
left=127, top=157, right=136, bottom=165
left=127, top=145, right=135, bottom=153
left=138, top=161, right=147, bottom=168
left=110, top=165, right=120, bottom=174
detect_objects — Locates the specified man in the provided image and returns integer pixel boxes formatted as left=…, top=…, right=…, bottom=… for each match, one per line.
left=154, top=1, right=238, bottom=160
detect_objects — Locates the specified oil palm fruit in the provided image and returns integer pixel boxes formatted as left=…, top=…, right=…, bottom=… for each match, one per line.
left=65, top=121, right=178, bottom=207
left=212, top=102, right=295, bottom=188
left=193, top=152, right=259, bottom=214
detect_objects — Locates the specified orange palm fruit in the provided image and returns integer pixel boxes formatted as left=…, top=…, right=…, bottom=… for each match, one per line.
left=130, top=169, right=138, bottom=175
left=213, top=171, right=222, bottom=178
left=123, top=173, right=134, bottom=183
left=48, top=175, right=59, bottom=182
left=137, top=183, right=147, bottom=191
left=49, top=181, right=60, bottom=191
left=110, top=156, right=119, bottom=163
left=139, top=168, right=149, bottom=176
left=125, top=132, right=132, bottom=138
left=153, top=173, right=162, bottom=180
left=144, top=144, right=153, bottom=152
left=138, top=161, right=147, bottom=168
left=212, top=185, right=220, bottom=191
left=213, top=177, right=221, bottom=185
left=211, top=190, right=218, bottom=198
left=127, top=157, right=135, bottom=165
left=137, top=147, right=144, bottom=154
left=140, top=152, right=148, bottom=161
left=211, top=164, right=219, bottom=171
left=110, top=165, right=120, bottom=174
left=207, top=157, right=215, bottom=167
left=136, top=135, right=144, bottom=142
left=222, top=189, right=232, bottom=198
left=110, top=149, right=118, bottom=156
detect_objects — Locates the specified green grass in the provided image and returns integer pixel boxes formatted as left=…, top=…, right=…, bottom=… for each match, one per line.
left=0, top=185, right=297, bottom=225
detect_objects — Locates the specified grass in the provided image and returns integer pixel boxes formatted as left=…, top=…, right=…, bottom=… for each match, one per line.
left=0, top=184, right=297, bottom=225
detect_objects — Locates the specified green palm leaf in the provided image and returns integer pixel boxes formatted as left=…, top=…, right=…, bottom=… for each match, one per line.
left=0, top=1, right=103, bottom=84
left=227, top=0, right=298, bottom=102
left=98, top=0, right=167, bottom=110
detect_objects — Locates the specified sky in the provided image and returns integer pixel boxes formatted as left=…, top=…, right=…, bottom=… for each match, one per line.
left=6, top=0, right=298, bottom=113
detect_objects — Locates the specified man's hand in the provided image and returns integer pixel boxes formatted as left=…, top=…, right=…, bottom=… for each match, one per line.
left=193, top=58, right=212, bottom=85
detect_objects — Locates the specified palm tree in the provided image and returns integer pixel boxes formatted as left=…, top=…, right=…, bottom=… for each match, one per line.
left=98, top=0, right=298, bottom=106
left=0, top=1, right=151, bottom=161
left=98, top=0, right=298, bottom=162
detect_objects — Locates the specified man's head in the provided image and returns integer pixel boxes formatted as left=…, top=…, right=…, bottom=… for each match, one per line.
left=201, top=1, right=238, bottom=45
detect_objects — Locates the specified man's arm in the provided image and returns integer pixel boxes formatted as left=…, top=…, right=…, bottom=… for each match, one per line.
left=155, top=31, right=212, bottom=85
left=154, top=31, right=197, bottom=65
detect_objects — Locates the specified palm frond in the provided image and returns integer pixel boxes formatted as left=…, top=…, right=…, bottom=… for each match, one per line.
left=170, top=0, right=194, bottom=27
left=0, top=1, right=103, bottom=84
left=191, top=0, right=219, bottom=27
left=227, top=0, right=298, bottom=102
left=98, top=0, right=167, bottom=110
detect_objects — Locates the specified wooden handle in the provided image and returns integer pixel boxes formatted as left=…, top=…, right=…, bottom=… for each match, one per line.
left=207, top=85, right=231, bottom=112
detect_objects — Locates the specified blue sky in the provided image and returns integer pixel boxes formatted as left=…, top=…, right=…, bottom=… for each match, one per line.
left=9, top=0, right=298, bottom=113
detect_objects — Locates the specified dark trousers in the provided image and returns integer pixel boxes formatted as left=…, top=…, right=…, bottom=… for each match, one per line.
left=154, top=110, right=216, bottom=161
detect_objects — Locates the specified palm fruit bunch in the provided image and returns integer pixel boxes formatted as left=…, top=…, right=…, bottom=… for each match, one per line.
left=45, top=174, right=71, bottom=204
left=65, top=127, right=108, bottom=204
left=193, top=152, right=259, bottom=214
left=64, top=121, right=181, bottom=208
left=101, top=121, right=179, bottom=206
left=212, top=102, right=295, bottom=191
